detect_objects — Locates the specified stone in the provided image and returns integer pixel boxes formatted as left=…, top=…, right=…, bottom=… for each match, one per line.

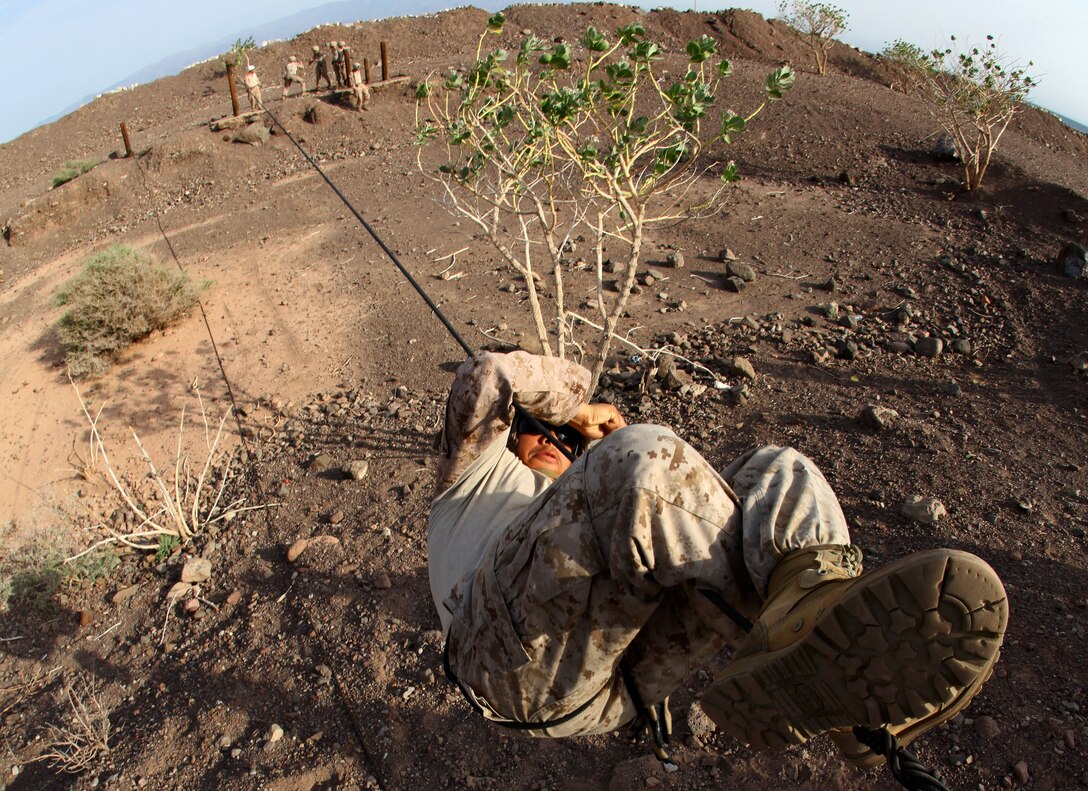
left=181, top=558, right=212, bottom=583
left=167, top=581, right=193, bottom=599
left=234, top=124, right=270, bottom=146
left=973, top=715, right=1001, bottom=739
left=823, top=301, right=840, bottom=319
left=287, top=535, right=341, bottom=562
left=723, top=276, right=746, bottom=292
left=729, top=356, right=757, bottom=382
left=112, top=584, right=139, bottom=604
left=933, top=134, right=959, bottom=161
left=951, top=338, right=973, bottom=355
left=901, top=495, right=947, bottom=524
left=836, top=339, right=858, bottom=360
left=226, top=590, right=242, bottom=606
left=888, top=340, right=913, bottom=354
left=303, top=105, right=321, bottom=124
left=328, top=509, right=345, bottom=525
left=266, top=724, right=284, bottom=744
left=718, top=248, right=737, bottom=262
left=1057, top=243, right=1088, bottom=278
left=859, top=403, right=899, bottom=431
left=344, top=460, right=369, bottom=481
left=915, top=336, right=944, bottom=357
left=726, top=261, right=755, bottom=282
left=686, top=703, right=717, bottom=741
left=1012, top=761, right=1029, bottom=785
left=664, top=252, right=685, bottom=268
left=374, top=572, right=393, bottom=589
left=308, top=453, right=335, bottom=473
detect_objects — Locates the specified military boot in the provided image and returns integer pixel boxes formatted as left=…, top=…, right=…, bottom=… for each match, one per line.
left=700, top=547, right=1007, bottom=752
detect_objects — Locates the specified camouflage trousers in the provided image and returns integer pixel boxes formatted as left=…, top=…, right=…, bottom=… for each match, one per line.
left=445, top=425, right=851, bottom=737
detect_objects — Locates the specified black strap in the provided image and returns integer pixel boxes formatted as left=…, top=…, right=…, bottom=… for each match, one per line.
left=852, top=727, right=950, bottom=791
left=698, top=588, right=754, bottom=633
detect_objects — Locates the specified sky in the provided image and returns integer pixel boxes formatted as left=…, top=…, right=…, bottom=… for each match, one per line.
left=1, top=0, right=1085, bottom=144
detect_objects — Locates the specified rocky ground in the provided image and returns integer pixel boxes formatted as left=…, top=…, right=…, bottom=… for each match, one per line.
left=1, top=3, right=1087, bottom=790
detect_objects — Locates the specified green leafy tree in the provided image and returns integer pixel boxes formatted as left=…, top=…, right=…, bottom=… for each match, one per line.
left=914, top=36, right=1036, bottom=190
left=223, top=36, right=256, bottom=70
left=777, top=0, right=848, bottom=75
left=416, top=14, right=793, bottom=389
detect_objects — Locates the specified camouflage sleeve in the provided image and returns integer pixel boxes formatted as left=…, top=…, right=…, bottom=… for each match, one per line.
left=433, top=351, right=592, bottom=497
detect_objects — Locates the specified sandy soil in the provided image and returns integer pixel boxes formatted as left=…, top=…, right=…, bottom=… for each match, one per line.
left=1, top=4, right=1087, bottom=790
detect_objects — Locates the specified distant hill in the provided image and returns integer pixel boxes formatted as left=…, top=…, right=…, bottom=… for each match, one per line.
left=34, top=0, right=503, bottom=132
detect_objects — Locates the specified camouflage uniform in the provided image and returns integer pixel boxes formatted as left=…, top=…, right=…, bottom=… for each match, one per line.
left=350, top=63, right=370, bottom=111
left=243, top=67, right=262, bottom=111
left=430, top=351, right=850, bottom=737
left=283, top=56, right=305, bottom=97
left=329, top=42, right=344, bottom=87
left=310, top=46, right=331, bottom=90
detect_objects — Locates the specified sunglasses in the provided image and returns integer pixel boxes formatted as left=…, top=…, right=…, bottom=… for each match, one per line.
left=513, top=413, right=583, bottom=449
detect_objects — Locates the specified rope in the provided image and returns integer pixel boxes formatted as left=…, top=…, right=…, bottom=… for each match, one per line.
left=127, top=152, right=253, bottom=462
left=852, top=727, right=950, bottom=791
left=247, top=96, right=576, bottom=462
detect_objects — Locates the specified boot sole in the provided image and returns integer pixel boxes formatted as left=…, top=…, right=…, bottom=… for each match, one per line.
left=829, top=647, right=999, bottom=768
left=700, top=549, right=1008, bottom=750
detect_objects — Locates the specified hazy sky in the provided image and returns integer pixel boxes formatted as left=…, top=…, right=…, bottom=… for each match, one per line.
left=1, top=0, right=1084, bottom=144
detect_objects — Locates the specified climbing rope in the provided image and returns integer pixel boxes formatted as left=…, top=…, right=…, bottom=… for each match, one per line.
left=852, top=727, right=950, bottom=791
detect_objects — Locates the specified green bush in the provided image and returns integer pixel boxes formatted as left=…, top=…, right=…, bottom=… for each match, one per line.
left=56, top=245, right=208, bottom=378
left=52, top=158, right=101, bottom=188
left=0, top=542, right=118, bottom=611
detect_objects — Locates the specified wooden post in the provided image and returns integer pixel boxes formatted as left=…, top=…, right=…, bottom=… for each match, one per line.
left=225, top=62, right=241, bottom=117
left=343, top=47, right=352, bottom=83
left=120, top=123, right=133, bottom=158
left=363, top=57, right=372, bottom=85
left=380, top=41, right=388, bottom=82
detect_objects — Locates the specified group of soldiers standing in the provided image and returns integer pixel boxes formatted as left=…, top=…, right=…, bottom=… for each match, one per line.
left=241, top=40, right=371, bottom=112
left=295, top=41, right=370, bottom=110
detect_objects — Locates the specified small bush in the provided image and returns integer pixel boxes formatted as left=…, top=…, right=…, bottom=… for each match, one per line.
left=52, top=159, right=100, bottom=189
left=778, top=0, right=848, bottom=75
left=55, top=245, right=208, bottom=378
left=0, top=542, right=118, bottom=612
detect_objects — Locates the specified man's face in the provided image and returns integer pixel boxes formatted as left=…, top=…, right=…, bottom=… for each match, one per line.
left=514, top=429, right=574, bottom=478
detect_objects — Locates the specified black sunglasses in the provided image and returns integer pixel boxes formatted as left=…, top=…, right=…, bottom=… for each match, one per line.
left=513, top=413, right=583, bottom=449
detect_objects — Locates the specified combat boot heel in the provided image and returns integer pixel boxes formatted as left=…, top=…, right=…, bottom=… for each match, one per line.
left=700, top=547, right=1007, bottom=752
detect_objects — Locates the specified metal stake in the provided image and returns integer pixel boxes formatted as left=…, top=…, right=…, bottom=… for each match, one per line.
left=120, top=122, right=133, bottom=158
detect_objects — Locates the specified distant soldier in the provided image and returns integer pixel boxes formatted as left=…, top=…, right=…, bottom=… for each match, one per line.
left=350, top=62, right=371, bottom=112
left=310, top=45, right=332, bottom=90
left=329, top=41, right=344, bottom=88
left=283, top=55, right=305, bottom=98
left=243, top=65, right=262, bottom=111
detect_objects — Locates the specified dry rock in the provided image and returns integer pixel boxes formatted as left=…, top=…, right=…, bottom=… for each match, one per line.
left=901, top=495, right=947, bottom=524
left=859, top=403, right=899, bottom=431
left=181, top=558, right=212, bottom=583
left=112, top=584, right=139, bottom=604
left=344, top=460, right=370, bottom=480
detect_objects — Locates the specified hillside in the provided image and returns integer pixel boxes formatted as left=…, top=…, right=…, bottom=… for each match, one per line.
left=1, top=3, right=1087, bottom=790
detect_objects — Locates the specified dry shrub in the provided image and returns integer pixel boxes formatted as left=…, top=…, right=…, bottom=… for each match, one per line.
left=55, top=244, right=207, bottom=378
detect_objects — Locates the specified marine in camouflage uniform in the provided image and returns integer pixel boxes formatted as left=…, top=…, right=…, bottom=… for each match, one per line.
left=242, top=66, right=262, bottom=111
left=350, top=62, right=370, bottom=111
left=283, top=55, right=305, bottom=98
left=310, top=45, right=331, bottom=90
left=430, top=351, right=1008, bottom=766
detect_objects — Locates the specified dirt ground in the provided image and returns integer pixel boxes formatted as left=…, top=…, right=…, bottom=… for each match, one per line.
left=1, top=3, right=1087, bottom=790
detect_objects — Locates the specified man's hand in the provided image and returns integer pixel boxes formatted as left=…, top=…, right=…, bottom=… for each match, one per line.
left=569, top=402, right=627, bottom=440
